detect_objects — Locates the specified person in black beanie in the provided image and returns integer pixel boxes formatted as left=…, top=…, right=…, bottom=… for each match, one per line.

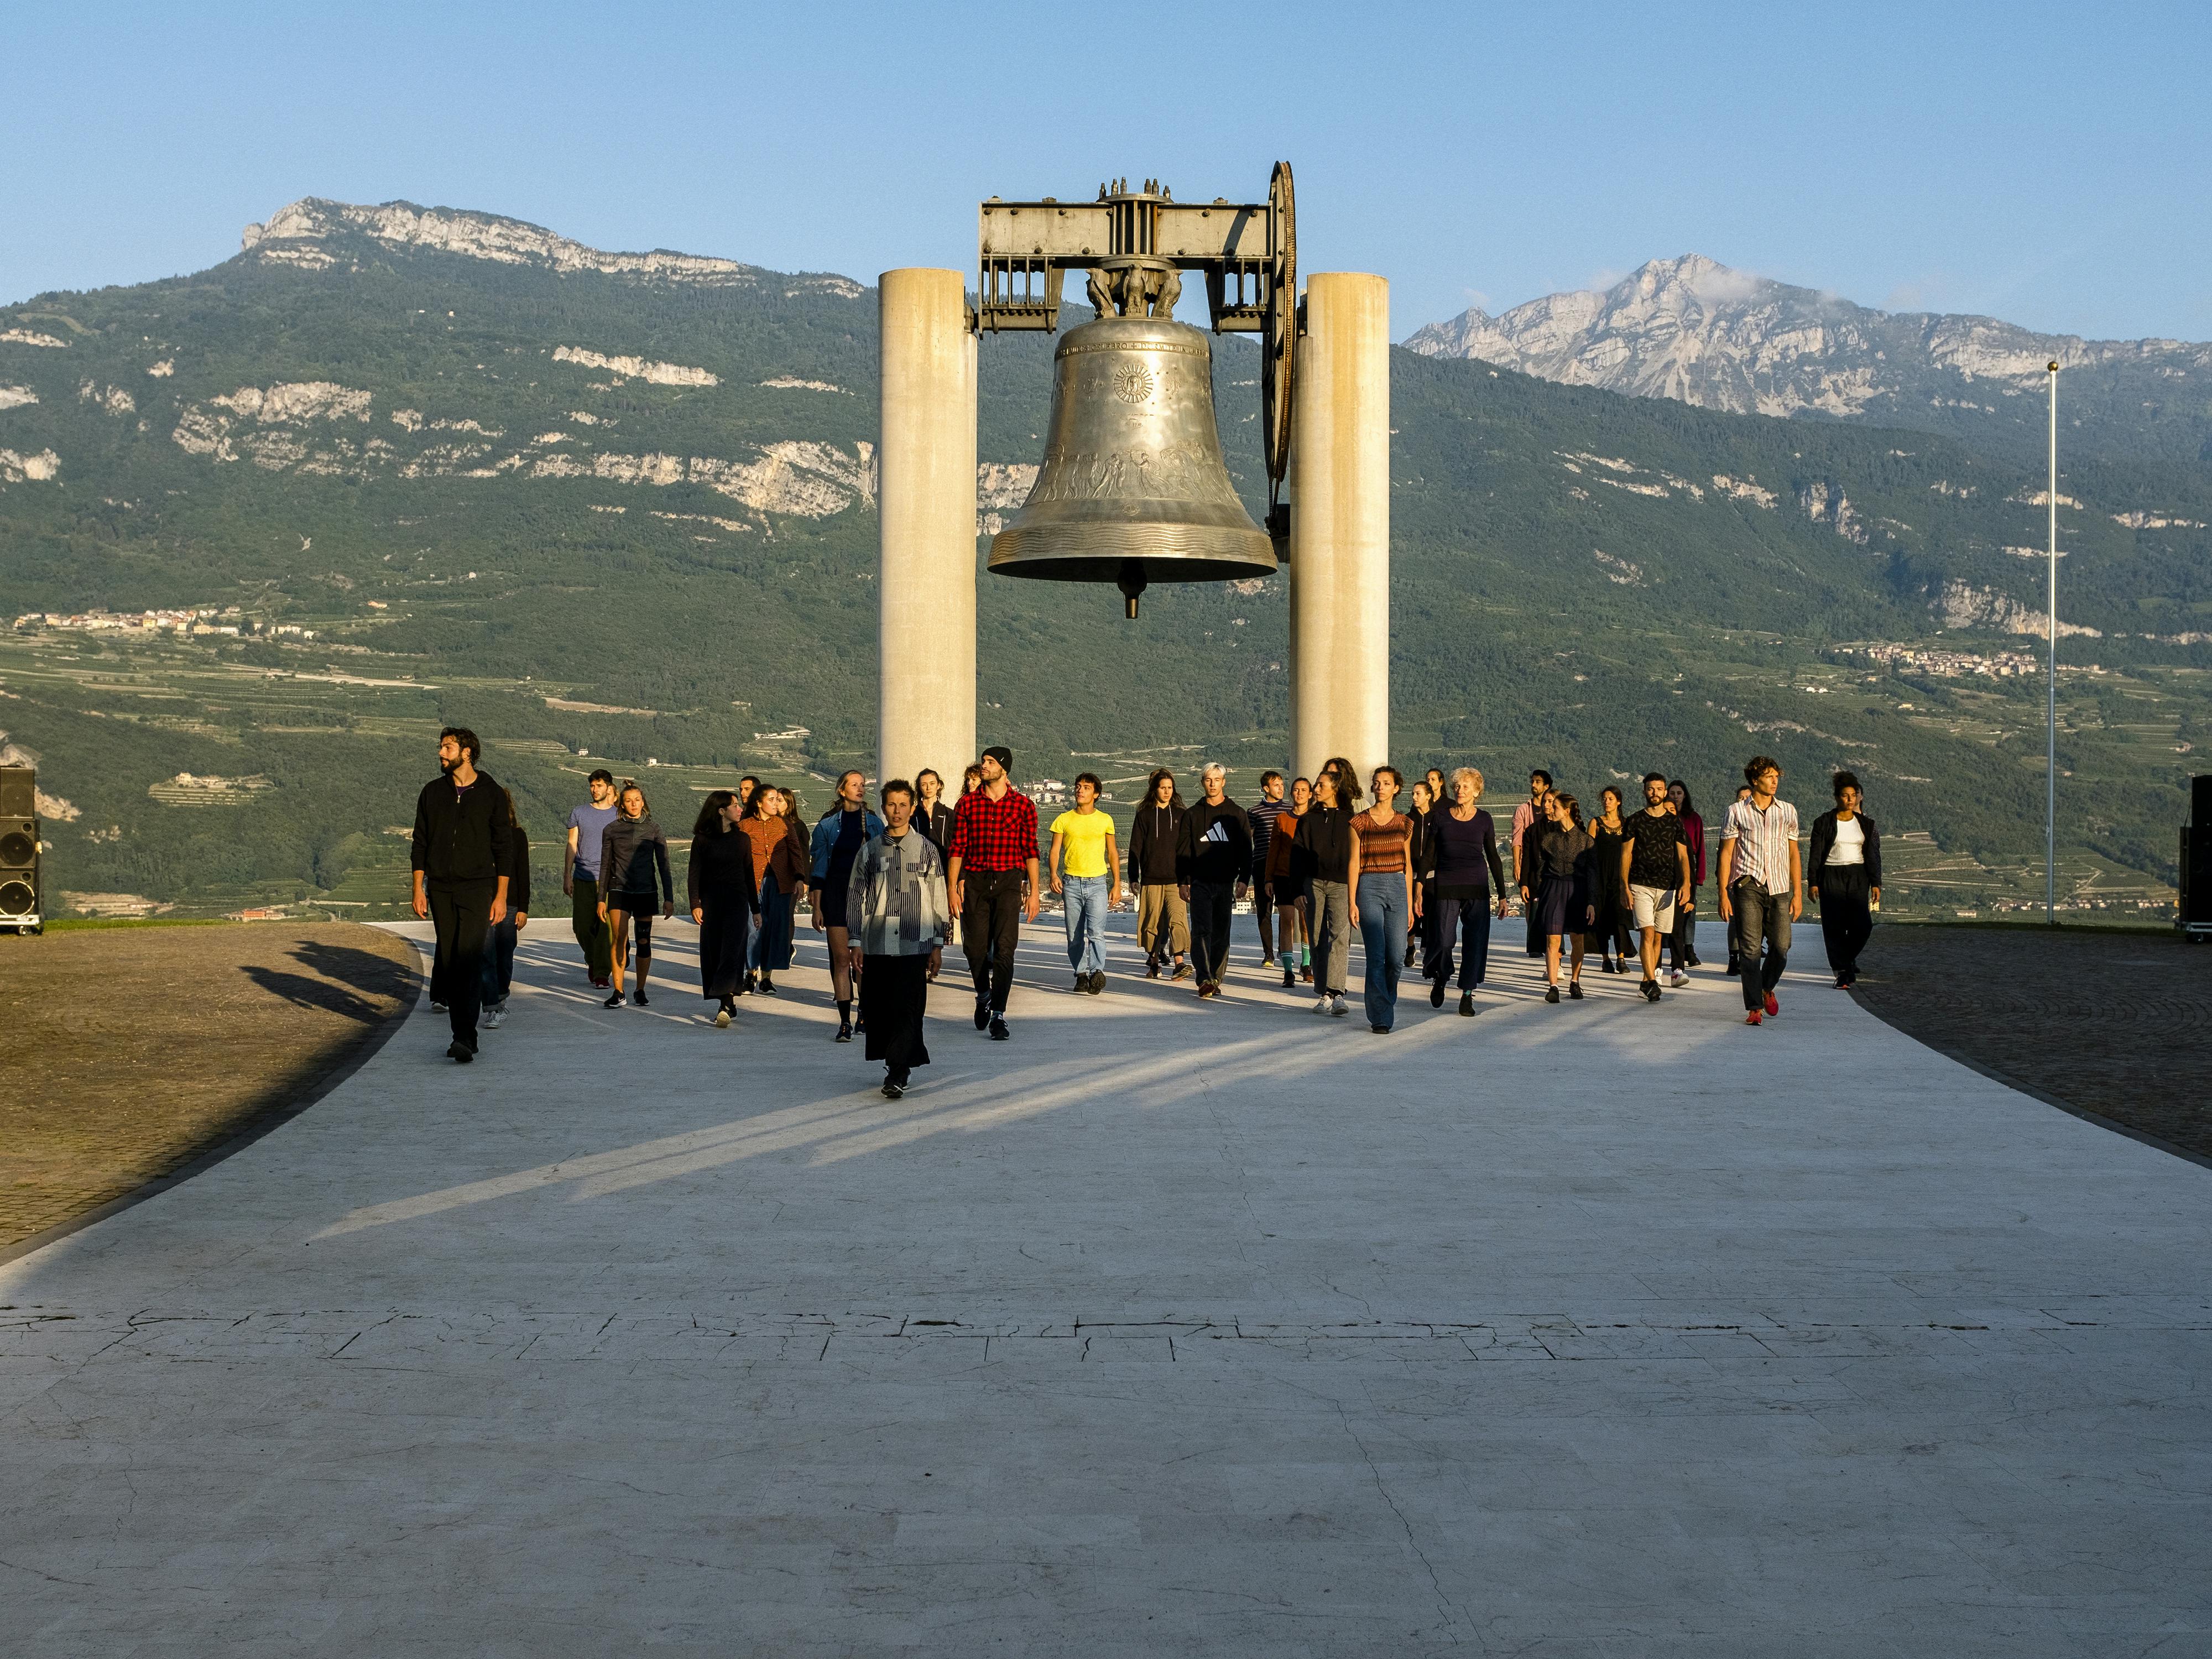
left=411, top=727, right=512, bottom=1063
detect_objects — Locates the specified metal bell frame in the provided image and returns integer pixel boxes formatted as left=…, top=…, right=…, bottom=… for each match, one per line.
left=975, top=168, right=1298, bottom=618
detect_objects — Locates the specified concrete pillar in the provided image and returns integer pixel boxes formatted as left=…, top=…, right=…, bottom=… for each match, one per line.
left=877, top=269, right=978, bottom=790
left=1288, top=273, right=1390, bottom=784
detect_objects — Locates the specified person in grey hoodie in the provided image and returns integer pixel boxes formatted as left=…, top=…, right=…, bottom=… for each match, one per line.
left=597, top=784, right=673, bottom=1010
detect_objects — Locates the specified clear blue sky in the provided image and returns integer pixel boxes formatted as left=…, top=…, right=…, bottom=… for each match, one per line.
left=5, top=1, right=2208, bottom=343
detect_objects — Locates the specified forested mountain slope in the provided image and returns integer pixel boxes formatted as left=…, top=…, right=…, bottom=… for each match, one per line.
left=2, top=201, right=2203, bottom=916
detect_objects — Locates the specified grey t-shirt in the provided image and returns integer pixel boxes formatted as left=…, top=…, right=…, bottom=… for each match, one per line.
left=567, top=801, right=619, bottom=879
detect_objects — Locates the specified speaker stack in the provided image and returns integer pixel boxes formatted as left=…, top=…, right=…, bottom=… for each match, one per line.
left=0, top=764, right=40, bottom=934
left=2182, top=775, right=2212, bottom=942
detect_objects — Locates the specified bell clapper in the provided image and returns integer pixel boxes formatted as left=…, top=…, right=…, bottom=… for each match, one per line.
left=1118, top=562, right=1147, bottom=620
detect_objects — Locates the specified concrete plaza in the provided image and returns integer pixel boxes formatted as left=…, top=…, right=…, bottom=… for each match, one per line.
left=4, top=913, right=2208, bottom=1655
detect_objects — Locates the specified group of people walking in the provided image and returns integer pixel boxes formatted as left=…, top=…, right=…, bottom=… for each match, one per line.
left=410, top=729, right=1886, bottom=1077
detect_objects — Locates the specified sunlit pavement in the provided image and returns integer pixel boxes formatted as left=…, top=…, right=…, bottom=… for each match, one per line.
left=4, top=912, right=2208, bottom=1655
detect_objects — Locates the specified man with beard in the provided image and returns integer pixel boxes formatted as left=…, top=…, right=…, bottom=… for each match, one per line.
left=946, top=745, right=1040, bottom=1041
left=411, top=727, right=513, bottom=1063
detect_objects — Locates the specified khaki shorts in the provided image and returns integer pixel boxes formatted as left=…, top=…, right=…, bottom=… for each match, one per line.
left=1630, top=883, right=1677, bottom=932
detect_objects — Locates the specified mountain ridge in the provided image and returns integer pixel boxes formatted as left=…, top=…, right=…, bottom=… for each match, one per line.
left=1406, top=255, right=2212, bottom=463
left=1, top=197, right=2204, bottom=916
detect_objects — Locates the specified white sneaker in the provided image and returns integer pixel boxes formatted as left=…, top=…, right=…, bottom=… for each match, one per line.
left=483, top=1003, right=505, bottom=1029
left=1670, top=969, right=1688, bottom=988
left=1312, top=995, right=1332, bottom=1016
left=1329, top=995, right=1349, bottom=1018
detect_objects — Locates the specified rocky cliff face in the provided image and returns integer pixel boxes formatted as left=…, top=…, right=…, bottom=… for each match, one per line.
left=1407, top=256, right=2212, bottom=462
left=239, top=198, right=863, bottom=297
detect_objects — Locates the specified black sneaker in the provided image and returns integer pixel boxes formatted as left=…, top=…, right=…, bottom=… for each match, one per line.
left=1568, top=982, right=1585, bottom=1000
left=882, top=1073, right=905, bottom=1099
left=1459, top=992, right=1475, bottom=1016
left=836, top=1020, right=853, bottom=1042
left=447, top=1039, right=474, bottom=1063
left=1087, top=971, right=1105, bottom=995
left=989, top=1016, right=1010, bottom=1041
left=632, top=989, right=649, bottom=1007
left=603, top=992, right=623, bottom=1009
left=1281, top=967, right=1295, bottom=989
left=1430, top=978, right=1446, bottom=1009
left=758, top=975, right=777, bottom=995
left=1642, top=979, right=1661, bottom=1003
left=974, top=996, right=991, bottom=1030
left=1545, top=985, right=1561, bottom=1004
left=1073, top=975, right=1087, bottom=994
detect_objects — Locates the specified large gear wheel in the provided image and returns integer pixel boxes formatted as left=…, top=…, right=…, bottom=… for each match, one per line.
left=1262, top=160, right=1297, bottom=496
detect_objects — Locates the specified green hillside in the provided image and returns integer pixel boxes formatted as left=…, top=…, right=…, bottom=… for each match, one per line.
left=1, top=201, right=2203, bottom=922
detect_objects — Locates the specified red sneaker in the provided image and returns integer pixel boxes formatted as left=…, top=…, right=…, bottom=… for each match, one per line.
left=1763, top=992, right=1780, bottom=1018
left=1745, top=1010, right=1763, bottom=1026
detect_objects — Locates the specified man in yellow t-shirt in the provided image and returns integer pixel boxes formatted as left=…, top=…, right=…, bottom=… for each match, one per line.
left=1049, top=773, right=1122, bottom=995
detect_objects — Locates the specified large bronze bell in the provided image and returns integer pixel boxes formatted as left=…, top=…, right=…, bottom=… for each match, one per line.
left=988, top=314, right=1277, bottom=618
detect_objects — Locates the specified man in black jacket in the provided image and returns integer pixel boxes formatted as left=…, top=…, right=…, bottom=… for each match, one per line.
left=411, top=727, right=513, bottom=1061
left=1176, top=762, right=1252, bottom=999
left=1806, top=771, right=1882, bottom=988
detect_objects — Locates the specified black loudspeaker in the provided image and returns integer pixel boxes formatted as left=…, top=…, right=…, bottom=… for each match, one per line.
left=2185, top=776, right=2212, bottom=931
left=0, top=765, right=40, bottom=931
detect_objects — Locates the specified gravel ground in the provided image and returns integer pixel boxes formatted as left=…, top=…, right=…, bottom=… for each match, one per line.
left=1848, top=923, right=2212, bottom=1165
left=0, top=922, right=417, bottom=1252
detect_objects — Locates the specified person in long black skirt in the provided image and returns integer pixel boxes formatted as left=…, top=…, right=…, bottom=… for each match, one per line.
left=689, top=789, right=759, bottom=1027
left=846, top=779, right=953, bottom=1098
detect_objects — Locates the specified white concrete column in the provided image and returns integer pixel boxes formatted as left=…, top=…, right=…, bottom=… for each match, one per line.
left=877, top=269, right=978, bottom=790
left=1288, top=273, right=1390, bottom=784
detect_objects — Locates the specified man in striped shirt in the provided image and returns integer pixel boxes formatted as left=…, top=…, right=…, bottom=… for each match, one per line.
left=1717, top=755, right=1802, bottom=1026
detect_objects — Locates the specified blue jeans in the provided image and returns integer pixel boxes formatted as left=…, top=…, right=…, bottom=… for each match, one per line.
left=1062, top=874, right=1109, bottom=976
left=1355, top=873, right=1408, bottom=1029
left=748, top=877, right=793, bottom=975
left=479, top=913, right=518, bottom=1006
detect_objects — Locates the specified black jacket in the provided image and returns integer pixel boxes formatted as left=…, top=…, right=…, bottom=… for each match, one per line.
left=1176, top=799, right=1253, bottom=886
left=413, top=771, right=514, bottom=885
left=688, top=826, right=760, bottom=910
left=1126, top=799, right=1186, bottom=885
left=498, top=791, right=532, bottom=914
left=600, top=814, right=674, bottom=902
left=1806, top=811, right=1882, bottom=886
left=917, top=801, right=956, bottom=861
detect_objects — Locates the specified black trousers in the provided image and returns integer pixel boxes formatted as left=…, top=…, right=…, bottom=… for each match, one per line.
left=962, top=867, right=1023, bottom=1013
left=1427, top=894, right=1493, bottom=989
left=1670, top=885, right=1700, bottom=967
left=1524, top=889, right=1544, bottom=957
left=1818, top=867, right=1873, bottom=979
left=696, top=891, right=752, bottom=999
left=862, top=952, right=932, bottom=1075
left=428, top=878, right=496, bottom=1047
left=1188, top=881, right=1235, bottom=984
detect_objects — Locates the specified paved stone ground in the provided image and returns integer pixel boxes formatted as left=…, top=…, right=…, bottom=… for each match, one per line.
left=1851, top=924, right=2212, bottom=1164
left=0, top=923, right=416, bottom=1251
left=2, top=915, right=2207, bottom=1655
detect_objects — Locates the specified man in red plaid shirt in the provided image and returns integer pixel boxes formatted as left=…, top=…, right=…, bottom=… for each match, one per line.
left=947, top=744, right=1041, bottom=1040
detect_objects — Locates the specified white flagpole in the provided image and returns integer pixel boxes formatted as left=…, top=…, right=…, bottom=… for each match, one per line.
left=2047, top=360, right=2059, bottom=926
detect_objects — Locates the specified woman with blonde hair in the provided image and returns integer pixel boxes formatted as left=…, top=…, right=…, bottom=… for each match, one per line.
left=1421, top=765, right=1509, bottom=1015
